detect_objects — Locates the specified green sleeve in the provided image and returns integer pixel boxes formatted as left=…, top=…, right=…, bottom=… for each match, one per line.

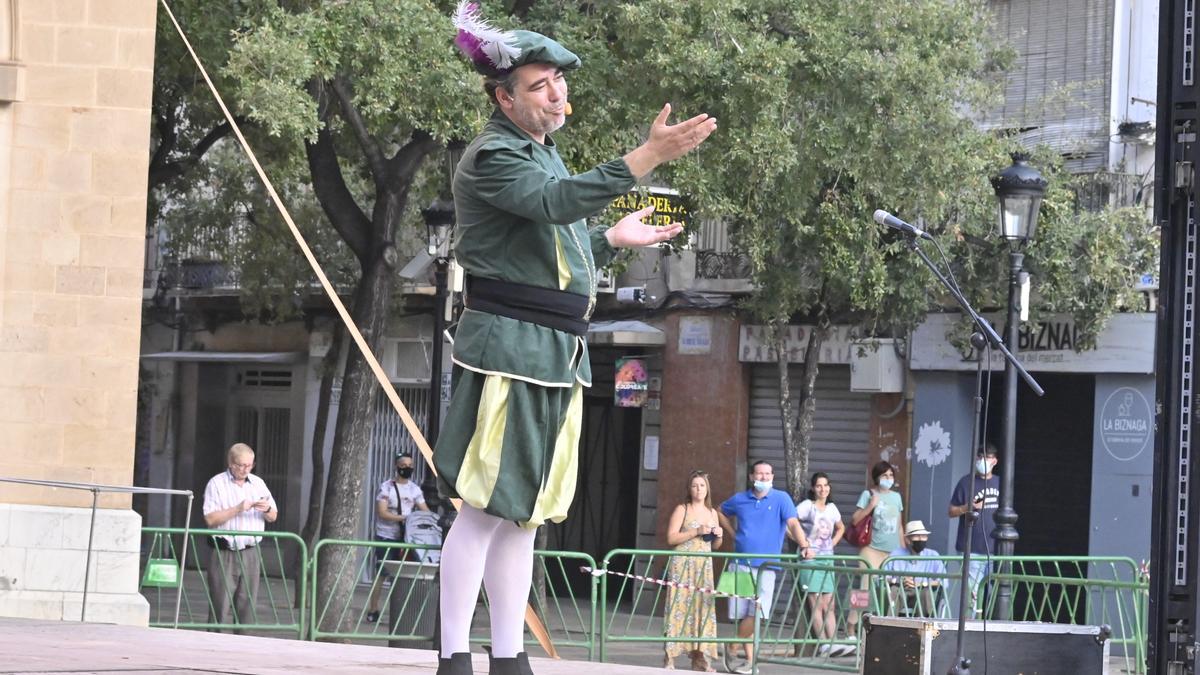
left=472, top=148, right=635, bottom=225
left=589, top=226, right=618, bottom=269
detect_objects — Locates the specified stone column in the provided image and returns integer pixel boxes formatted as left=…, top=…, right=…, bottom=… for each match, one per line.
left=0, top=0, right=159, bottom=625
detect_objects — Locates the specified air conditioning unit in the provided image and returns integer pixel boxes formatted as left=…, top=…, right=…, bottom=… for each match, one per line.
left=849, top=339, right=904, bottom=393
left=383, top=338, right=433, bottom=383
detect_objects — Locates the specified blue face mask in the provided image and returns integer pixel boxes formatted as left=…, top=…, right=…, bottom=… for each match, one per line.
left=753, top=480, right=772, bottom=493
left=879, top=478, right=895, bottom=490
left=976, top=458, right=991, bottom=475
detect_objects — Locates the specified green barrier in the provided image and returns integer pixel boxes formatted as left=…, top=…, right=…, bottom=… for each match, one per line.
left=307, top=541, right=598, bottom=658
left=977, top=556, right=1147, bottom=675
left=309, top=539, right=440, bottom=644
left=598, top=549, right=1148, bottom=675
left=139, top=527, right=307, bottom=639
left=515, top=550, right=599, bottom=660
left=598, top=548, right=839, bottom=671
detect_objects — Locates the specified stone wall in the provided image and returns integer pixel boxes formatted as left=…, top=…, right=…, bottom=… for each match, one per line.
left=0, top=0, right=159, bottom=625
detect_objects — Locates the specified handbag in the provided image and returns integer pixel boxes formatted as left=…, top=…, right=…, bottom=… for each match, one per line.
left=716, top=567, right=756, bottom=596
left=846, top=500, right=874, bottom=547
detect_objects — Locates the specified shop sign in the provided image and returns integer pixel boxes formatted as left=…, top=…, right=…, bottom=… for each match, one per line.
left=1098, top=386, right=1152, bottom=461
left=610, top=187, right=692, bottom=230
left=614, top=357, right=649, bottom=407
left=738, top=324, right=858, bottom=364
left=910, top=313, right=1154, bottom=374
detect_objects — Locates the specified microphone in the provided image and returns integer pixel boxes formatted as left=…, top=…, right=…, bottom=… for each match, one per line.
left=874, top=209, right=933, bottom=240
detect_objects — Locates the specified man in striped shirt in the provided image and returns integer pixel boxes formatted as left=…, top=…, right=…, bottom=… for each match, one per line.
left=203, top=442, right=278, bottom=631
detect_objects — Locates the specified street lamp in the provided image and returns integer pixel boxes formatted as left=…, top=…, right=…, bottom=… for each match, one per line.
left=989, top=153, right=1046, bottom=619
left=419, top=141, right=465, bottom=453
left=420, top=199, right=454, bottom=448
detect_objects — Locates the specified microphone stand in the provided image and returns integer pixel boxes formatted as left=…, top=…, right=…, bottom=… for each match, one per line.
left=896, top=233, right=1044, bottom=675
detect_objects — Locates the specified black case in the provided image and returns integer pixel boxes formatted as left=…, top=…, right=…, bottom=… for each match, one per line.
left=861, top=615, right=1112, bottom=675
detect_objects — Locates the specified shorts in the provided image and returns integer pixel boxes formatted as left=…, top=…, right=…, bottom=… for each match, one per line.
left=374, top=536, right=403, bottom=578
left=798, top=557, right=836, bottom=594
left=726, top=563, right=776, bottom=620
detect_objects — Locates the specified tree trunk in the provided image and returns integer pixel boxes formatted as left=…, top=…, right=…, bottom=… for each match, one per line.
left=777, top=320, right=826, bottom=503
left=314, top=256, right=394, bottom=636
left=772, top=319, right=800, bottom=500
left=293, top=323, right=342, bottom=608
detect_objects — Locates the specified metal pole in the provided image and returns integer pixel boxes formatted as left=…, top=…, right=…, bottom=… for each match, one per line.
left=82, top=487, right=99, bottom=622
left=174, top=492, right=194, bottom=628
left=992, top=250, right=1024, bottom=619
left=427, top=259, right=448, bottom=446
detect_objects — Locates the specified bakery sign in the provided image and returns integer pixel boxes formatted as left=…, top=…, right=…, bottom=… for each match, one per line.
left=610, top=187, right=692, bottom=230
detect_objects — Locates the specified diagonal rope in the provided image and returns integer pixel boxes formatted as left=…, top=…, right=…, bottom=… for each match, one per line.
left=158, top=1, right=559, bottom=656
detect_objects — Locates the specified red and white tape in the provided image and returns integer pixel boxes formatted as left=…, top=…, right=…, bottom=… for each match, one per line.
left=579, top=566, right=760, bottom=604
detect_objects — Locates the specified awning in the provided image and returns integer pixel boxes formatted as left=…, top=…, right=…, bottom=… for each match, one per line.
left=139, top=351, right=306, bottom=364
left=587, top=320, right=665, bottom=346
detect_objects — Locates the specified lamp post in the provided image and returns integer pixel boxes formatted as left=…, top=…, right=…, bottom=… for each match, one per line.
left=989, top=153, right=1046, bottom=620
left=420, top=141, right=465, bottom=452
left=420, top=199, right=454, bottom=447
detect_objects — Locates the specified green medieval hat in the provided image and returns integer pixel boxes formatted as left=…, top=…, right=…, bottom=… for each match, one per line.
left=452, top=2, right=580, bottom=76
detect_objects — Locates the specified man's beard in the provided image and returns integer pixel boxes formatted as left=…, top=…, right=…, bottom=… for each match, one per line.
left=511, top=99, right=565, bottom=137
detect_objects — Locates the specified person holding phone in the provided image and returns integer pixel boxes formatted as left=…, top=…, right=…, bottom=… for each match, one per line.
left=663, top=470, right=730, bottom=671
left=202, top=442, right=278, bottom=633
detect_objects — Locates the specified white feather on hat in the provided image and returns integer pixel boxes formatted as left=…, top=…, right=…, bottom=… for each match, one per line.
left=452, top=1, right=522, bottom=72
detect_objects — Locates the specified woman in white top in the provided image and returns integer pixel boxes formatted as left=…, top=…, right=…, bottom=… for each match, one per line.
left=796, top=472, right=845, bottom=656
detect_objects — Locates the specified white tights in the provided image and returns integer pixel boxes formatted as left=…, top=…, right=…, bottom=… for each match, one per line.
left=439, top=503, right=536, bottom=658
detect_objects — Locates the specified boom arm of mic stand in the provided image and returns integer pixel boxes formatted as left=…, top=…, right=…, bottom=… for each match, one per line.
left=904, top=237, right=1044, bottom=397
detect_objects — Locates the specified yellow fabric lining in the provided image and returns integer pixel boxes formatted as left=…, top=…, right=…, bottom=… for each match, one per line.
left=554, top=229, right=571, bottom=291
left=454, top=375, right=510, bottom=510
left=524, top=384, right=583, bottom=528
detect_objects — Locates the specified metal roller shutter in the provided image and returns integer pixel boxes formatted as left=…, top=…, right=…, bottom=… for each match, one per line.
left=748, top=364, right=873, bottom=508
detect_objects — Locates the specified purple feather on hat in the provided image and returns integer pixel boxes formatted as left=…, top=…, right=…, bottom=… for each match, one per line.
left=453, top=1, right=521, bottom=72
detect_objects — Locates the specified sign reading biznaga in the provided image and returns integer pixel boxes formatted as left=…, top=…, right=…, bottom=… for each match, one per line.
left=910, top=313, right=1154, bottom=374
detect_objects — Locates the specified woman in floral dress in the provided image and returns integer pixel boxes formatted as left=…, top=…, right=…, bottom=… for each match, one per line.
left=663, top=471, right=730, bottom=671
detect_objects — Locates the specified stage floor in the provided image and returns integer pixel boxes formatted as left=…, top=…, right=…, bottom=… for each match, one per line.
left=0, top=617, right=693, bottom=675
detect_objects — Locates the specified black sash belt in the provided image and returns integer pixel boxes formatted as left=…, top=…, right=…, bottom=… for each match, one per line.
left=465, top=276, right=590, bottom=337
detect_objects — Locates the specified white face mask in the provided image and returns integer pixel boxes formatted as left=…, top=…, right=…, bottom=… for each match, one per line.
left=976, top=458, right=991, bottom=475
left=752, top=480, right=772, bottom=493
left=878, top=478, right=895, bottom=490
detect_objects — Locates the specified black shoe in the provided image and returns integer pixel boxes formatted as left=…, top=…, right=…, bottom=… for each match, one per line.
left=483, top=646, right=534, bottom=675
left=437, top=653, right=473, bottom=675
left=365, top=611, right=379, bottom=623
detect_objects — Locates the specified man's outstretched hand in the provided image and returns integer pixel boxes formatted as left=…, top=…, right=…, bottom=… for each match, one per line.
left=605, top=205, right=684, bottom=248
left=624, top=103, right=717, bottom=179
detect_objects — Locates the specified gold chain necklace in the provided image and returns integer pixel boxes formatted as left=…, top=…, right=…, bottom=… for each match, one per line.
left=564, top=222, right=597, bottom=320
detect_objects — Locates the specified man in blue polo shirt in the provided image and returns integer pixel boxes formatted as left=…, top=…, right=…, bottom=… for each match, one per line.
left=720, top=460, right=812, bottom=674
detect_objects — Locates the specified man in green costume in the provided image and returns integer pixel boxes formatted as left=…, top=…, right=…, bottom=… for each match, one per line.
left=437, top=4, right=716, bottom=674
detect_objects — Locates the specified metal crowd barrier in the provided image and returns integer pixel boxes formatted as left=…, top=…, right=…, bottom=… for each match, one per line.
left=131, top=530, right=1148, bottom=672
left=140, top=527, right=307, bottom=638
left=0, top=476, right=193, bottom=624
left=308, top=539, right=440, bottom=644
left=307, top=539, right=598, bottom=658
left=595, top=549, right=1149, bottom=674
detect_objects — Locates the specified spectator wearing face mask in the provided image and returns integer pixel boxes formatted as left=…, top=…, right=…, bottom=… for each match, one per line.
left=948, top=443, right=1000, bottom=616
left=884, top=520, right=947, bottom=617
left=851, top=461, right=905, bottom=570
left=365, top=452, right=430, bottom=623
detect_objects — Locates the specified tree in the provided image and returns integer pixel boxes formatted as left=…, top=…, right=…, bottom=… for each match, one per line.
left=530, top=0, right=1157, bottom=501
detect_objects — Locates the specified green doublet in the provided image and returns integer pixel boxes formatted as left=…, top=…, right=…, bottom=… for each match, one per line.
left=435, top=111, right=635, bottom=526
